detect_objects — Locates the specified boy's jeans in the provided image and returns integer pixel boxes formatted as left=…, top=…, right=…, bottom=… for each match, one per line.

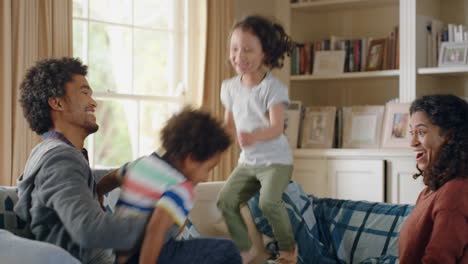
left=124, top=237, right=241, bottom=264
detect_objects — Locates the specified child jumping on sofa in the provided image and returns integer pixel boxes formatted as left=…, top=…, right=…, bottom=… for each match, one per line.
left=216, top=15, right=297, bottom=264
left=114, top=107, right=241, bottom=264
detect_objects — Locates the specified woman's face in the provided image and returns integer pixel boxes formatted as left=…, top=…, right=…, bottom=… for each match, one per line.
left=409, top=111, right=447, bottom=172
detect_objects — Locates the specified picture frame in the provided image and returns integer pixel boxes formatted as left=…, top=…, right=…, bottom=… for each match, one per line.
left=284, top=101, right=302, bottom=148
left=342, top=106, right=385, bottom=148
left=438, top=42, right=468, bottom=67
left=313, top=50, right=345, bottom=75
left=300, top=106, right=336, bottom=148
left=365, top=39, right=386, bottom=71
left=381, top=103, right=412, bottom=149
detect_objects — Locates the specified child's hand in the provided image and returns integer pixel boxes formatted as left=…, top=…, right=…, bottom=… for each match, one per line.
left=238, top=131, right=255, bottom=147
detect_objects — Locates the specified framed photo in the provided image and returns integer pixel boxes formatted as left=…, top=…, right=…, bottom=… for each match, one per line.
left=300, top=106, right=336, bottom=148
left=438, top=42, right=468, bottom=67
left=313, top=50, right=345, bottom=75
left=381, top=103, right=411, bottom=149
left=365, top=39, right=386, bottom=71
left=284, top=101, right=302, bottom=148
left=342, top=106, right=385, bottom=148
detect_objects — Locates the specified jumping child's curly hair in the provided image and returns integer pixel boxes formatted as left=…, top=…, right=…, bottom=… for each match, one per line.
left=19, top=57, right=88, bottom=135
left=232, top=15, right=293, bottom=69
left=161, top=107, right=232, bottom=163
left=410, top=94, right=468, bottom=190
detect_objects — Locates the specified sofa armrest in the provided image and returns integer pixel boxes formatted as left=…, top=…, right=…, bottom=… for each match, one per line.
left=189, top=182, right=270, bottom=264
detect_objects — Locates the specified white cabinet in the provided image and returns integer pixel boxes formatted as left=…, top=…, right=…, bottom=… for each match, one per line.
left=386, top=158, right=425, bottom=204
left=292, top=158, right=327, bottom=197
left=328, top=159, right=385, bottom=202
left=293, top=149, right=418, bottom=203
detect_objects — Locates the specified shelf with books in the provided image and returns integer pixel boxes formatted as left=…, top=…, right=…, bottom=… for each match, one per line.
left=418, top=66, right=468, bottom=76
left=290, top=0, right=398, bottom=12
left=290, top=70, right=399, bottom=81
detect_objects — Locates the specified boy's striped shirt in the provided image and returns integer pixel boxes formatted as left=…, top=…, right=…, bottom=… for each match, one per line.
left=116, top=153, right=194, bottom=226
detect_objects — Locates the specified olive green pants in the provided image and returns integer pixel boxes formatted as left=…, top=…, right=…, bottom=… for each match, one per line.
left=217, top=164, right=294, bottom=251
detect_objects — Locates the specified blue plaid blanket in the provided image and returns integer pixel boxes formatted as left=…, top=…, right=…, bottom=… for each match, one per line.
left=247, top=182, right=414, bottom=264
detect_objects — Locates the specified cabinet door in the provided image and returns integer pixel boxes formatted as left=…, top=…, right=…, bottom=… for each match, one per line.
left=328, top=159, right=385, bottom=202
left=292, top=158, right=327, bottom=197
left=387, top=159, right=425, bottom=204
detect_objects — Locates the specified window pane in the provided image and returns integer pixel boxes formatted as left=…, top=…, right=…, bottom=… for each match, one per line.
left=73, top=20, right=87, bottom=62
left=88, top=22, right=132, bottom=93
left=93, top=99, right=137, bottom=167
left=139, top=102, right=180, bottom=156
left=73, top=0, right=88, bottom=18
left=134, top=0, right=173, bottom=29
left=89, top=0, right=132, bottom=24
left=133, top=29, right=172, bottom=96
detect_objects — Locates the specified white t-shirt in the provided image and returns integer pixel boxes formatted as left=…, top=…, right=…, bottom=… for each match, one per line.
left=221, top=72, right=293, bottom=165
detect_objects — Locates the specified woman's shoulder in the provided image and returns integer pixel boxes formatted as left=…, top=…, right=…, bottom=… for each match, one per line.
left=434, top=177, right=468, bottom=213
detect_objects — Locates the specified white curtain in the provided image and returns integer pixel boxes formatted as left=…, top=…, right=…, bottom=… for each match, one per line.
left=202, top=0, right=238, bottom=182
left=0, top=0, right=72, bottom=186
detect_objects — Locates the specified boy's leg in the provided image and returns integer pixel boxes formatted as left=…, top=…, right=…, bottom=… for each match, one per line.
left=216, top=165, right=260, bottom=251
left=124, top=238, right=241, bottom=264
left=158, top=238, right=242, bottom=264
left=256, top=165, right=295, bottom=252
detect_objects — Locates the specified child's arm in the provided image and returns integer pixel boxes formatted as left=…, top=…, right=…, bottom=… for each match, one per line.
left=238, top=102, right=285, bottom=147
left=223, top=110, right=237, bottom=141
left=96, top=162, right=130, bottom=196
left=139, top=207, right=175, bottom=264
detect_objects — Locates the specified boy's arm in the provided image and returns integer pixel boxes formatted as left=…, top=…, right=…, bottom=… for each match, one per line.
left=139, top=207, right=175, bottom=264
left=238, top=102, right=285, bottom=147
left=96, top=162, right=129, bottom=196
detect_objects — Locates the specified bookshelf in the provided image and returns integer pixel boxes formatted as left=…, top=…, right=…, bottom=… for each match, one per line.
left=415, top=0, right=468, bottom=98
left=268, top=0, right=455, bottom=203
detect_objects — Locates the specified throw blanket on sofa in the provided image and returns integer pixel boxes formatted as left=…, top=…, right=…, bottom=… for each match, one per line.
left=247, top=182, right=414, bottom=264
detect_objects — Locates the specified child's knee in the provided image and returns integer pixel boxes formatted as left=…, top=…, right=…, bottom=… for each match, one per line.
left=258, top=199, right=281, bottom=214
left=216, top=195, right=240, bottom=211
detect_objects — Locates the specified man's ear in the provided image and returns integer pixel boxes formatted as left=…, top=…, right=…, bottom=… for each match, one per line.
left=48, top=97, right=65, bottom=111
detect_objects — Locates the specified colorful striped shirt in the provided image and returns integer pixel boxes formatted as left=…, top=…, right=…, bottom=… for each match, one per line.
left=116, top=153, right=194, bottom=227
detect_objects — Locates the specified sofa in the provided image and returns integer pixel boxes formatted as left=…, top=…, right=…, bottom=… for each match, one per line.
left=0, top=180, right=414, bottom=264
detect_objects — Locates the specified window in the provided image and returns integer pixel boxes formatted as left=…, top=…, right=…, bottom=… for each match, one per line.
left=73, top=0, right=188, bottom=168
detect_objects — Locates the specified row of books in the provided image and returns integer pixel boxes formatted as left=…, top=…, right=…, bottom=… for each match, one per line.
left=417, top=15, right=468, bottom=67
left=291, top=26, right=399, bottom=75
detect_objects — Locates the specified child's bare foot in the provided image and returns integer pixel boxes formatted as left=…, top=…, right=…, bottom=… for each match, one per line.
left=240, top=247, right=257, bottom=264
left=276, top=246, right=298, bottom=264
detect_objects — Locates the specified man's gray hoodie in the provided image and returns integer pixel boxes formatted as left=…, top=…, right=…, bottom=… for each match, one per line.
left=14, top=138, right=148, bottom=264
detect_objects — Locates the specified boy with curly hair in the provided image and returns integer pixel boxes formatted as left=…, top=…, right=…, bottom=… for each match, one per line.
left=115, top=107, right=242, bottom=264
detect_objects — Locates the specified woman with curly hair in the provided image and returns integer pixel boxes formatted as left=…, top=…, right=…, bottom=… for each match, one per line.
left=399, top=94, right=468, bottom=263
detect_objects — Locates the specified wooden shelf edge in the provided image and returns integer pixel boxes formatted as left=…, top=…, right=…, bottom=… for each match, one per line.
left=293, top=148, right=414, bottom=158
left=417, top=67, right=468, bottom=76
left=291, top=0, right=398, bottom=11
left=290, top=70, right=399, bottom=81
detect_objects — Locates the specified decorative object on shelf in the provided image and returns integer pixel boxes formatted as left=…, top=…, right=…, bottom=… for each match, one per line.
left=365, top=39, right=386, bottom=71
left=300, top=106, right=336, bottom=148
left=381, top=103, right=411, bottom=149
left=438, top=42, right=468, bottom=67
left=285, top=101, right=303, bottom=148
left=342, top=105, right=384, bottom=149
left=312, top=50, right=345, bottom=75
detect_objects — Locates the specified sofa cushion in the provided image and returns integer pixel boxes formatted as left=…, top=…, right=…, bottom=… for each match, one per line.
left=313, top=197, right=413, bottom=263
left=0, top=187, right=32, bottom=238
